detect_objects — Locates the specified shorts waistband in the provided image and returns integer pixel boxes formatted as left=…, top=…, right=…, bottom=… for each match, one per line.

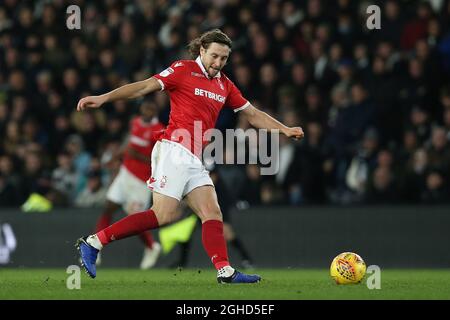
left=161, top=139, right=202, bottom=163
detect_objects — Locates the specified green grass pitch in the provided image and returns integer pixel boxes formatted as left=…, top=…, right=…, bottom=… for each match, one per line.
left=1, top=268, right=449, bottom=299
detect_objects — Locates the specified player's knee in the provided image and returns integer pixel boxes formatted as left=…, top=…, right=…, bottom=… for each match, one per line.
left=153, top=211, right=176, bottom=226
left=198, top=204, right=222, bottom=222
left=151, top=207, right=177, bottom=226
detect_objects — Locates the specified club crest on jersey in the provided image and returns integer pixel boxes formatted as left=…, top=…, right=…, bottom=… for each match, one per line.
left=159, top=67, right=174, bottom=77
left=217, top=79, right=224, bottom=90
left=160, top=175, right=168, bottom=188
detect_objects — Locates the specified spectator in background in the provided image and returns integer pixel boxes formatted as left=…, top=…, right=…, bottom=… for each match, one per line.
left=74, top=170, right=107, bottom=208
left=426, top=126, right=450, bottom=175
left=51, top=151, right=78, bottom=206
left=290, top=62, right=310, bottom=107
left=62, top=68, right=83, bottom=114
left=353, top=43, right=370, bottom=80
left=397, top=129, right=419, bottom=166
left=70, top=111, right=105, bottom=154
left=367, top=56, right=399, bottom=143
left=301, top=85, right=327, bottom=126
left=65, top=134, right=91, bottom=196
left=2, top=121, right=22, bottom=157
left=288, top=121, right=327, bottom=204
left=345, top=128, right=380, bottom=201
left=400, top=2, right=432, bottom=50
left=328, top=82, right=376, bottom=199
left=0, top=1, right=449, bottom=206
left=0, top=173, right=20, bottom=206
left=364, top=166, right=398, bottom=204
left=0, top=154, right=21, bottom=206
left=233, top=64, right=256, bottom=101
left=257, top=63, right=279, bottom=112
left=49, top=113, right=75, bottom=155
left=376, top=0, right=404, bottom=46
left=240, top=164, right=263, bottom=206
left=19, top=152, right=52, bottom=203
left=421, top=169, right=449, bottom=204
left=400, top=148, right=428, bottom=203
left=276, top=110, right=299, bottom=193
left=0, top=154, right=21, bottom=192
left=408, top=106, right=431, bottom=144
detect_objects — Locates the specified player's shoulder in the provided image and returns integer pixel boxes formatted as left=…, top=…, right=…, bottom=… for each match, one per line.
left=169, top=60, right=195, bottom=70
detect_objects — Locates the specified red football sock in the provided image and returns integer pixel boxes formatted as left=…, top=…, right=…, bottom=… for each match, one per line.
left=202, top=220, right=230, bottom=270
left=139, top=231, right=154, bottom=249
left=95, top=212, right=113, bottom=233
left=97, top=209, right=159, bottom=246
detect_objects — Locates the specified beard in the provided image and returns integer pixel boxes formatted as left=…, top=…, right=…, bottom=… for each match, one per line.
left=208, top=66, right=221, bottom=77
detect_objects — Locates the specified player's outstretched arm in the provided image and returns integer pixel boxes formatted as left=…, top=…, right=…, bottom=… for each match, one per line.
left=76, top=77, right=162, bottom=111
left=241, top=104, right=305, bottom=140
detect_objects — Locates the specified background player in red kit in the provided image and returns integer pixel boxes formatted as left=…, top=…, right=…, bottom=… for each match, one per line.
left=95, top=100, right=164, bottom=269
left=76, top=29, right=304, bottom=283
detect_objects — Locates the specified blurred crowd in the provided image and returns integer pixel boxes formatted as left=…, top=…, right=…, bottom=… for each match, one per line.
left=0, top=0, right=449, bottom=208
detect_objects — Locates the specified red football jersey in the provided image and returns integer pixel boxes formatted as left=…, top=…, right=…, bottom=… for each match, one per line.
left=152, top=57, right=250, bottom=157
left=122, top=116, right=164, bottom=181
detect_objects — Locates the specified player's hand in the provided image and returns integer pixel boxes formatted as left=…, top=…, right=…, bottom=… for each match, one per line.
left=283, top=127, right=304, bottom=140
left=77, top=95, right=107, bottom=111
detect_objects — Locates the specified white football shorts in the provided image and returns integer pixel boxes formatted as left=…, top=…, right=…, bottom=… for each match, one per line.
left=107, top=166, right=152, bottom=214
left=147, top=139, right=213, bottom=201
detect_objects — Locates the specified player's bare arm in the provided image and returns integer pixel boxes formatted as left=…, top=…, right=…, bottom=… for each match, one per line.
left=76, top=77, right=161, bottom=111
left=241, top=104, right=305, bottom=140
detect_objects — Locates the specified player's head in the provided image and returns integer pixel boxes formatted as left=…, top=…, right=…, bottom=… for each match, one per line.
left=188, top=29, right=232, bottom=78
left=140, top=100, right=158, bottom=121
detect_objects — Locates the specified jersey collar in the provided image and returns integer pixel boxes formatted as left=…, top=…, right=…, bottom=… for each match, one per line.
left=195, top=56, right=221, bottom=79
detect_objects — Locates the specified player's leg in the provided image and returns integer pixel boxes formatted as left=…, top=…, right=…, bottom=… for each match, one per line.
left=94, top=200, right=121, bottom=266
left=126, top=192, right=162, bottom=270
left=76, top=192, right=179, bottom=278
left=222, top=222, right=234, bottom=241
left=139, top=232, right=161, bottom=269
left=93, top=168, right=127, bottom=266
left=97, top=167, right=128, bottom=233
left=95, top=200, right=120, bottom=233
left=185, top=186, right=260, bottom=284
left=223, top=222, right=254, bottom=269
left=85, top=191, right=179, bottom=246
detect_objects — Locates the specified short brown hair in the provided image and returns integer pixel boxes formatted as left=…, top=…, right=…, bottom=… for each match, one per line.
left=187, top=29, right=232, bottom=58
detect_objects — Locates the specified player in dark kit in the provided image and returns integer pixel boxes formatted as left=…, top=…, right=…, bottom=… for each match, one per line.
left=76, top=29, right=304, bottom=283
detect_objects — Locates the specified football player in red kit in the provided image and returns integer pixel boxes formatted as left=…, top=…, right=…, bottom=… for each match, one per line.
left=76, top=29, right=304, bottom=283
left=95, top=100, right=164, bottom=269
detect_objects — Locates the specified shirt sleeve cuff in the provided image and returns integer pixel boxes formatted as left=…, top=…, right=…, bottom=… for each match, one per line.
left=233, top=101, right=250, bottom=113
left=156, top=78, right=165, bottom=91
